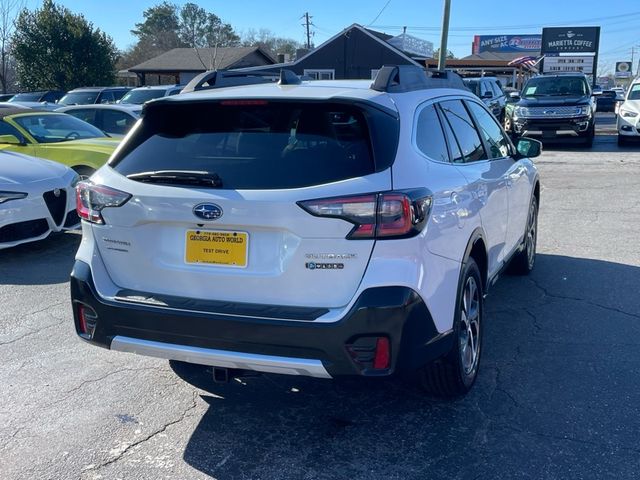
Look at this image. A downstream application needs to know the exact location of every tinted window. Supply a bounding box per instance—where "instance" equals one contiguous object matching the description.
[0,120,24,139]
[465,81,480,96]
[112,102,379,190]
[119,89,165,104]
[440,100,486,163]
[628,84,640,100]
[112,90,128,101]
[65,109,96,125]
[480,81,492,97]
[9,92,44,102]
[523,76,589,97]
[466,101,511,159]
[437,106,463,163]
[490,81,502,97]
[98,92,115,104]
[102,109,136,134]
[59,91,99,105]
[415,104,449,162]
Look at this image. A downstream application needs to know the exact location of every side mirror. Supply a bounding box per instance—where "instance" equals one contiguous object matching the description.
[515,137,542,159]
[0,134,24,145]
[509,91,521,100]
[592,90,602,96]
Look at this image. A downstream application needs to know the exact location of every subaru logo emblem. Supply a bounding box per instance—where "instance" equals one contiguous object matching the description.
[193,203,223,221]
[544,110,556,115]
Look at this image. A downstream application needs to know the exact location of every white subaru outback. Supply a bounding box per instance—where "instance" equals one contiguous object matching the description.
[71,66,541,397]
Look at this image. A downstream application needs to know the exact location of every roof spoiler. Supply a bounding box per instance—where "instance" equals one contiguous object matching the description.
[371,65,469,93]
[182,69,302,93]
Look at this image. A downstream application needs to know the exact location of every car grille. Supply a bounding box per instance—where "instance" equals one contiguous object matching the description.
[0,218,49,243]
[521,106,584,118]
[43,189,67,226]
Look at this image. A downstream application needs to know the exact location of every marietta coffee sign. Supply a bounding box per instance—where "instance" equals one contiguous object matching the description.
[541,27,600,53]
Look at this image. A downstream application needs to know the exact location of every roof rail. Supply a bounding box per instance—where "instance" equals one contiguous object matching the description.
[182,69,302,93]
[371,65,469,93]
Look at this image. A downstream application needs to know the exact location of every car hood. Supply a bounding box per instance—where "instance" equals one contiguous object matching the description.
[0,150,71,185]
[517,95,591,107]
[620,100,640,113]
[39,137,121,154]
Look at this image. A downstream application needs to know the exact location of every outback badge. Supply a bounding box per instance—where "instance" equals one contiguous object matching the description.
[193,203,223,221]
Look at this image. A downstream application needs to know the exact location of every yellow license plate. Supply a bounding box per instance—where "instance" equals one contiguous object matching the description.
[185,230,249,267]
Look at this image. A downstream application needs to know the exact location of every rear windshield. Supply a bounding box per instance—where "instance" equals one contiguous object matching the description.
[10,93,43,102]
[119,89,166,105]
[59,91,99,105]
[111,101,387,190]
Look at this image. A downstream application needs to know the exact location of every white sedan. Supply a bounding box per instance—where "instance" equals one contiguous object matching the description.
[617,82,640,146]
[0,151,79,249]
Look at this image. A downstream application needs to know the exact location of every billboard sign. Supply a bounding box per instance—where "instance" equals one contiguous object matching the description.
[472,35,541,54]
[541,27,600,53]
[615,61,632,78]
[541,27,600,84]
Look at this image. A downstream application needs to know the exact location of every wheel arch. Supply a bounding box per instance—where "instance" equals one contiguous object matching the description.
[462,228,488,292]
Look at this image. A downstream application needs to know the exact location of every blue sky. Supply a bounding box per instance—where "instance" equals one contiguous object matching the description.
[23,0,640,74]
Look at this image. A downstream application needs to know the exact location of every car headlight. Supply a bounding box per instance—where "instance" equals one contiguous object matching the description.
[0,191,28,204]
[514,106,529,118]
[620,109,638,118]
[578,106,591,116]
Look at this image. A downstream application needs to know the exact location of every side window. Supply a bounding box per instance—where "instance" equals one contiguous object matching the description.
[415,104,449,162]
[466,101,511,159]
[112,90,128,101]
[99,92,114,104]
[66,109,96,125]
[102,110,135,134]
[440,100,487,163]
[0,120,25,140]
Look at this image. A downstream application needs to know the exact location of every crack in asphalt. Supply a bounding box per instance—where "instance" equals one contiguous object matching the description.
[0,316,66,347]
[47,366,168,408]
[527,277,640,320]
[81,390,199,475]
[0,426,24,452]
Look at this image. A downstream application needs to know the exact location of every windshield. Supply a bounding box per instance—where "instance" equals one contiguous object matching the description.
[12,113,106,143]
[523,76,589,97]
[119,89,165,104]
[58,91,99,105]
[9,93,43,102]
[628,85,640,100]
[465,82,480,96]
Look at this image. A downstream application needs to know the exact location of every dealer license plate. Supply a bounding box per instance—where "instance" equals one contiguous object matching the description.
[185,230,248,267]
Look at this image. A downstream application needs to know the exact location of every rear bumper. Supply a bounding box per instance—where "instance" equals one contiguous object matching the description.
[70,260,453,378]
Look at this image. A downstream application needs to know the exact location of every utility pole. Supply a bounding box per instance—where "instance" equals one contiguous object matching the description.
[303,12,313,50]
[438,0,451,70]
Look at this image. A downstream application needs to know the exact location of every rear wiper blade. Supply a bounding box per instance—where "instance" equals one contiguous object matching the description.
[127,170,223,188]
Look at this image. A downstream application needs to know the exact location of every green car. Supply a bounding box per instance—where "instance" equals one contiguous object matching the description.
[0,108,121,176]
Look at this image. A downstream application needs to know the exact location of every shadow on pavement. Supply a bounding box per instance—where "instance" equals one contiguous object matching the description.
[0,231,80,285]
[175,253,640,479]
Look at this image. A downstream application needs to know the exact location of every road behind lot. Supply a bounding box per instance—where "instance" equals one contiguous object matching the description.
[1,114,639,480]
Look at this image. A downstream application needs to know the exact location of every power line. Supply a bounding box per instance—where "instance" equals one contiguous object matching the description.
[367,0,392,27]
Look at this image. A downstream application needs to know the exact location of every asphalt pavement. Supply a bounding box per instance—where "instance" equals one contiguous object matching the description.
[1,113,639,480]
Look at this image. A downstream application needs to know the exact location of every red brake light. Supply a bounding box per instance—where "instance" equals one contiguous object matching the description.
[76,182,131,225]
[298,191,431,240]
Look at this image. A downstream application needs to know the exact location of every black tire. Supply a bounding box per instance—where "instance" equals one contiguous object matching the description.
[508,197,538,275]
[582,124,595,148]
[418,258,483,397]
[617,135,628,147]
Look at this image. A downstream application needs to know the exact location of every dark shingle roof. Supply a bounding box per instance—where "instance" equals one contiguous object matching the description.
[128,47,275,73]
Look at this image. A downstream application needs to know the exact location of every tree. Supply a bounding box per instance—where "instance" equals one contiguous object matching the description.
[131,2,182,52]
[179,2,239,48]
[0,0,23,93]
[432,48,456,60]
[12,0,117,91]
[242,28,302,57]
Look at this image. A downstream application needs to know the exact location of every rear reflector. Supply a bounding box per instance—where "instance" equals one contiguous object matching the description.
[78,304,98,338]
[373,337,391,370]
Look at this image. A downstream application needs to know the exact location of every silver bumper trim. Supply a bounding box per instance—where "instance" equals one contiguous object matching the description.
[111,336,332,379]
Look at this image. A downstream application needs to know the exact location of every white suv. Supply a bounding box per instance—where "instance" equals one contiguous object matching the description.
[71,66,541,397]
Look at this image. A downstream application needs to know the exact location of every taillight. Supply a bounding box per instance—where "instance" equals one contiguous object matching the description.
[76,181,131,225]
[298,190,432,240]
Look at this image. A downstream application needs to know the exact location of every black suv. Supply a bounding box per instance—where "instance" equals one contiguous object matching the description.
[504,73,597,147]
[464,77,507,121]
